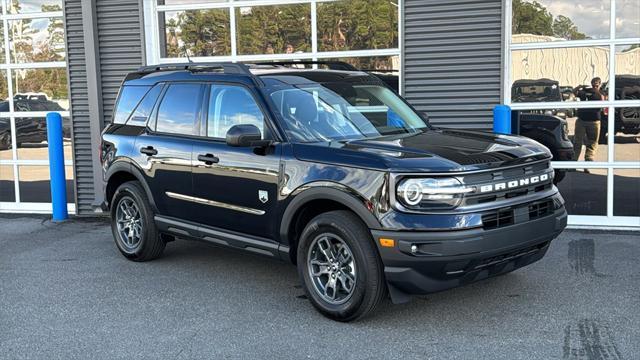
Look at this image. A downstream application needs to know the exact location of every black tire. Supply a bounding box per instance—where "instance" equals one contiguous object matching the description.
[297,210,386,322]
[110,181,165,261]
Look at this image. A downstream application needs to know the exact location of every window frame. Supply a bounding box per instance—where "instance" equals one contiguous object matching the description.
[0,2,72,211]
[504,0,640,228]
[141,0,403,95]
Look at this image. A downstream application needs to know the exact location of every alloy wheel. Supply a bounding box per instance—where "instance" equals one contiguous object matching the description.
[115,196,143,251]
[307,233,357,305]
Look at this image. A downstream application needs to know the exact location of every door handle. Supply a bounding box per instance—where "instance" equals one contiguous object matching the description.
[197,153,219,165]
[140,146,158,156]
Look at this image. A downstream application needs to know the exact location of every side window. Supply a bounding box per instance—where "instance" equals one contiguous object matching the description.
[113,85,150,124]
[207,85,265,139]
[128,84,163,125]
[155,83,203,135]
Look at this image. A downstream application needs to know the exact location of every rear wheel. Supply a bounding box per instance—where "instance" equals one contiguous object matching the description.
[110,181,165,261]
[297,210,386,322]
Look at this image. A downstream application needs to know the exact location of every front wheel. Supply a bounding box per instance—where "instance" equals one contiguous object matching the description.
[110,181,165,261]
[297,210,386,322]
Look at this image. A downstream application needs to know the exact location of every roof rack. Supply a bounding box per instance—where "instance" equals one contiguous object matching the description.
[136,62,252,75]
[251,61,359,71]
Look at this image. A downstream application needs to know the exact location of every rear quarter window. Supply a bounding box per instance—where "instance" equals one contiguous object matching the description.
[112,85,151,124]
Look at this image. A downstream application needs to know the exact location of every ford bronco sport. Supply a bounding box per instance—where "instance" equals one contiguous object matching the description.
[101,62,567,321]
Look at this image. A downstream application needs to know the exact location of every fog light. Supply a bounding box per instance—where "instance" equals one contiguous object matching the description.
[411,245,418,254]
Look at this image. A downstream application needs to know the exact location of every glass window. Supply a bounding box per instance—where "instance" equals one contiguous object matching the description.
[129,84,163,124]
[112,86,151,124]
[270,84,427,143]
[0,118,11,160]
[157,0,227,4]
[323,56,399,73]
[235,4,311,55]
[158,9,231,58]
[615,44,640,78]
[317,0,398,52]
[8,17,65,63]
[613,45,639,162]
[616,0,640,39]
[515,104,612,164]
[0,22,4,64]
[255,59,314,69]
[8,1,62,14]
[155,83,202,135]
[207,85,264,139]
[556,168,608,215]
[12,68,68,111]
[0,70,7,103]
[0,165,15,202]
[15,117,72,161]
[614,169,640,217]
[18,165,74,203]
[511,47,610,101]
[511,0,610,43]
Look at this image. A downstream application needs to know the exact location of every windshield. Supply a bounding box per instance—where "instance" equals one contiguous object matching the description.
[511,83,561,102]
[269,83,428,142]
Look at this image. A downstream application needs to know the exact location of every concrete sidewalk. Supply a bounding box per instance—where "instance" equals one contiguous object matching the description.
[0,215,638,359]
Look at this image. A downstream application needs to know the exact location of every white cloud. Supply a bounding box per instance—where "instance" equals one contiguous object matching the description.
[526,0,611,39]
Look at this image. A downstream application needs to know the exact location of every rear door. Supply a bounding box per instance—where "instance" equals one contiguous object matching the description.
[134,83,205,220]
[190,83,281,239]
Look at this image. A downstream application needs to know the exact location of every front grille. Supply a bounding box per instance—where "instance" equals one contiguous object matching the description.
[529,199,554,220]
[461,160,554,207]
[482,209,515,230]
[482,198,556,230]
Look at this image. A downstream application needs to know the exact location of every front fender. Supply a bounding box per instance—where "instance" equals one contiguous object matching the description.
[279,182,383,246]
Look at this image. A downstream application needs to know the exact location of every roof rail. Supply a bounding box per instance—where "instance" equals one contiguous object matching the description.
[136,62,252,75]
[251,61,359,71]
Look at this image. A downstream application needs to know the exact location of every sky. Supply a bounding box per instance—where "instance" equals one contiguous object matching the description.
[527,0,639,39]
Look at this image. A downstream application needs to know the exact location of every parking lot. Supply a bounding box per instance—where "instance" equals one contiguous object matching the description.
[0,215,638,360]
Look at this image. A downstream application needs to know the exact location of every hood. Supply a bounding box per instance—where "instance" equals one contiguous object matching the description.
[292,129,551,173]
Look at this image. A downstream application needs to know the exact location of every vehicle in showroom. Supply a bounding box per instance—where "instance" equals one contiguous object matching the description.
[100,62,567,321]
[510,79,576,181]
[595,75,640,140]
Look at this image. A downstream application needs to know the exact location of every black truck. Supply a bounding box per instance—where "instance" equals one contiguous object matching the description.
[100,62,567,321]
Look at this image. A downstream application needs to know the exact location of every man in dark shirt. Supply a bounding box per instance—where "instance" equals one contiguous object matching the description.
[573,77,605,163]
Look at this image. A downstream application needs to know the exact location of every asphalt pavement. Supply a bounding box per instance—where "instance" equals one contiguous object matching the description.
[0,215,638,360]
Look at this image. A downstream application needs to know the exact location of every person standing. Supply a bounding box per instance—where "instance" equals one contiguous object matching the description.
[573,77,605,165]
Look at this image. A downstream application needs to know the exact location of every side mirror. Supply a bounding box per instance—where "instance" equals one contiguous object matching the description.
[226,124,271,147]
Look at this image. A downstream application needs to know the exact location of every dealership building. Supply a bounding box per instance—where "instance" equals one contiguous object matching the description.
[0,0,637,228]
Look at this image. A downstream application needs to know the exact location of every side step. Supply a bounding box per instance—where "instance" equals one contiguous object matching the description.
[154,215,290,260]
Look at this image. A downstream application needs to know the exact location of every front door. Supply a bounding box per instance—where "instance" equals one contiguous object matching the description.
[191,83,281,239]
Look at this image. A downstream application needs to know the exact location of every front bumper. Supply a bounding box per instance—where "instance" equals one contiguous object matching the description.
[372,205,567,302]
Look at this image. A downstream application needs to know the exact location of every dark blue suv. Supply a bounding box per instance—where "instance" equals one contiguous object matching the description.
[100,62,567,321]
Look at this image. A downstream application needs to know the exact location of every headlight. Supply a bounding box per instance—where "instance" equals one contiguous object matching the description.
[396,177,473,210]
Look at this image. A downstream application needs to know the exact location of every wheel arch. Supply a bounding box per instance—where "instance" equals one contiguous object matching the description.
[105,162,157,212]
[280,185,381,264]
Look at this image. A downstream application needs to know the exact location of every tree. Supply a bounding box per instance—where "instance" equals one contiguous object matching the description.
[317,0,398,52]
[235,4,312,55]
[512,0,553,36]
[162,9,232,58]
[552,15,587,40]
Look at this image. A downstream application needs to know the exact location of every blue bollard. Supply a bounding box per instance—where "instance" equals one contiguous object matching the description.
[46,112,68,221]
[493,105,512,134]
